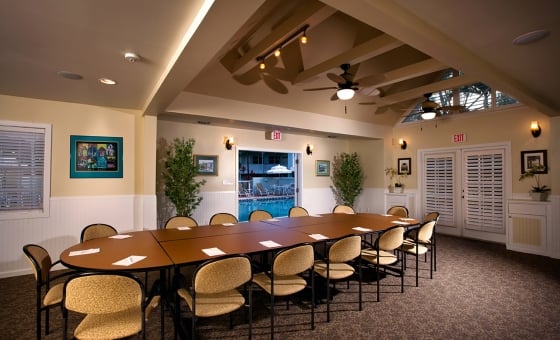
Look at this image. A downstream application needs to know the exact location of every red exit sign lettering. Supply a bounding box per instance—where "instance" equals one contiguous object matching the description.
[453,133,466,143]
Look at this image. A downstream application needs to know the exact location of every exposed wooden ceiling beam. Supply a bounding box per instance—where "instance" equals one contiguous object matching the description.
[358,58,447,89]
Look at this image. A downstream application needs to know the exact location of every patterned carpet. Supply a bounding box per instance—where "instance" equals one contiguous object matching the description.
[2,234,560,339]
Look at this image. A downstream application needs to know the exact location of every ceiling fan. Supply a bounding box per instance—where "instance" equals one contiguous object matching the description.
[412,93,466,120]
[303,63,367,101]
[233,57,290,94]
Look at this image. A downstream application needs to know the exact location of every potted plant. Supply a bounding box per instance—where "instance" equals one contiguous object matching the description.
[331,152,364,208]
[519,165,550,201]
[385,167,408,193]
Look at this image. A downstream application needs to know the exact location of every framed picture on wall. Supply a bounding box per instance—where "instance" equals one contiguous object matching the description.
[70,135,123,178]
[315,160,330,176]
[194,154,218,176]
[398,157,411,175]
[521,150,548,174]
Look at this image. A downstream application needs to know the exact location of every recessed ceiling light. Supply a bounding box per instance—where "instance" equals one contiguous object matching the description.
[124,52,140,62]
[98,78,117,85]
[57,71,83,80]
[513,29,550,45]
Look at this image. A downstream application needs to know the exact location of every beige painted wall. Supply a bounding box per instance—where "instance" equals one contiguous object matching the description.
[391,105,555,194]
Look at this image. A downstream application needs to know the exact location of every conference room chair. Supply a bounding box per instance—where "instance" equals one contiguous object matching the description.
[252,243,315,339]
[423,211,440,270]
[313,235,362,322]
[288,206,309,217]
[401,220,437,287]
[361,226,405,302]
[62,272,159,340]
[164,215,198,229]
[23,244,74,339]
[248,209,273,221]
[175,254,253,340]
[332,204,355,214]
[386,205,409,218]
[80,223,117,242]
[209,212,239,225]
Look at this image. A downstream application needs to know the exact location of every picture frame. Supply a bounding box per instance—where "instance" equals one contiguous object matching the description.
[398,157,411,175]
[70,135,123,178]
[315,160,330,176]
[194,154,218,176]
[521,150,548,174]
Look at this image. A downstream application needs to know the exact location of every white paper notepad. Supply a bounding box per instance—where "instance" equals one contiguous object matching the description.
[69,248,100,256]
[309,234,328,240]
[222,223,235,226]
[391,220,410,225]
[352,227,372,232]
[177,226,192,230]
[202,247,226,256]
[109,234,131,239]
[260,240,281,248]
[112,255,146,266]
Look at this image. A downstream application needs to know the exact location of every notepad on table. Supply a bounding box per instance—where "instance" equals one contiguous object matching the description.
[69,248,100,256]
[309,234,328,240]
[109,234,132,239]
[260,240,282,248]
[202,247,226,256]
[391,220,410,225]
[177,226,192,230]
[112,255,146,266]
[352,227,372,232]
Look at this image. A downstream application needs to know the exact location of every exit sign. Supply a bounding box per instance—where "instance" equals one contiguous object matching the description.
[266,130,282,141]
[453,133,466,143]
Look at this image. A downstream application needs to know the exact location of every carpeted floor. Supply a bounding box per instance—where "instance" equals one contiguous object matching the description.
[2,234,560,339]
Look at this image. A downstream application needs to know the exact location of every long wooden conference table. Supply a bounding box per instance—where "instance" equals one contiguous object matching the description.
[59,213,419,338]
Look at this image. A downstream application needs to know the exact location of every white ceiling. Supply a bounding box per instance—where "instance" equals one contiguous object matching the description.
[1,0,558,129]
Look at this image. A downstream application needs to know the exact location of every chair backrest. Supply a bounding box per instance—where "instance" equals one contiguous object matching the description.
[386,205,409,218]
[417,220,436,243]
[424,211,440,223]
[377,226,405,251]
[329,235,362,263]
[164,216,198,229]
[209,212,238,225]
[332,205,355,214]
[80,223,117,242]
[193,255,252,294]
[63,272,143,315]
[23,244,52,284]
[289,206,309,217]
[272,244,314,276]
[248,209,273,222]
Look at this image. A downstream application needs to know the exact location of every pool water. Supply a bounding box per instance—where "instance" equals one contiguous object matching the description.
[239,197,295,221]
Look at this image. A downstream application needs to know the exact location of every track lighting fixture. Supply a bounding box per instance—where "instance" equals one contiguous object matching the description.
[256,24,309,69]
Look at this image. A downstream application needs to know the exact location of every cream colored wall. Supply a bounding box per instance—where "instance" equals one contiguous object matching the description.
[391,105,554,194]
[0,94,140,196]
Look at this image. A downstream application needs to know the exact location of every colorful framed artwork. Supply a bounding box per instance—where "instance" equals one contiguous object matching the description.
[521,150,548,174]
[398,157,411,175]
[315,160,330,176]
[194,154,218,176]
[70,135,123,178]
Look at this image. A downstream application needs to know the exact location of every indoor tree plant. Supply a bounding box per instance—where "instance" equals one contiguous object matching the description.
[519,165,550,201]
[163,138,206,216]
[331,152,364,208]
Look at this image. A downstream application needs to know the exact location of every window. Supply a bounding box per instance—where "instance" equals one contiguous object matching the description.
[0,121,51,219]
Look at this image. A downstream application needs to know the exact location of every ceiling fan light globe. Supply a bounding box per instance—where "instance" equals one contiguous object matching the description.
[337,88,354,100]
[421,111,436,120]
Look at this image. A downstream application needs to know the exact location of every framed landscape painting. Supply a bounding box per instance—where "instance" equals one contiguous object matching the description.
[70,135,123,178]
[316,160,330,176]
[194,154,218,176]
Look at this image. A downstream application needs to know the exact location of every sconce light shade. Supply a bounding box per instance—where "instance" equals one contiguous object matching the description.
[530,121,542,138]
[336,88,355,100]
[306,144,313,155]
[399,139,407,150]
[224,137,234,150]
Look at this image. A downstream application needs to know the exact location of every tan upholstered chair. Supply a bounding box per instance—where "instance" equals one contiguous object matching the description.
[332,204,355,214]
[248,209,273,222]
[252,243,315,339]
[422,211,440,270]
[164,216,198,229]
[361,226,405,302]
[386,205,409,218]
[80,223,117,242]
[62,272,158,340]
[402,220,437,286]
[176,255,253,340]
[209,212,238,225]
[23,244,73,339]
[314,235,362,322]
[288,206,309,217]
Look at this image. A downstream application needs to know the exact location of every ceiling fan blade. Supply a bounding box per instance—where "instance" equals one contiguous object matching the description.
[267,67,290,81]
[345,63,360,81]
[233,67,261,85]
[358,101,376,105]
[260,73,288,94]
[330,92,339,101]
[355,74,385,87]
[303,86,338,91]
[327,73,346,84]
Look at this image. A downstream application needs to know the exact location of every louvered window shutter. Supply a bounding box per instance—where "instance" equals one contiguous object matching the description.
[423,154,455,226]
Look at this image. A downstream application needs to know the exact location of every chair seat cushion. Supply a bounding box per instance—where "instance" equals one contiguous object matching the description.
[402,239,429,255]
[314,260,355,280]
[361,248,398,265]
[44,282,64,306]
[253,272,307,296]
[74,307,142,339]
[178,288,245,317]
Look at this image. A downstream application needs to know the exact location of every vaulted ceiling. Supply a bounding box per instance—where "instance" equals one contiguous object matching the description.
[1,0,558,128]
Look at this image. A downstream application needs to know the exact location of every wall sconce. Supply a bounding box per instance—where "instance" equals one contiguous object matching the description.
[530,121,542,138]
[306,144,313,155]
[399,139,407,150]
[224,137,234,150]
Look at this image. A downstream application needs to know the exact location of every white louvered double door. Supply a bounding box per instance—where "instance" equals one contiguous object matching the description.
[420,145,508,242]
